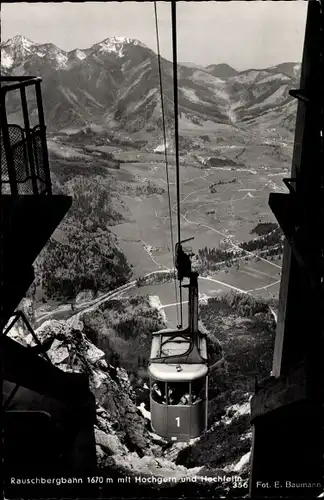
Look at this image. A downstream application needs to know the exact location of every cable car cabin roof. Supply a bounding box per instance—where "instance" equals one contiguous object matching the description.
[150,328,208,359]
[148,328,208,381]
[148,362,208,382]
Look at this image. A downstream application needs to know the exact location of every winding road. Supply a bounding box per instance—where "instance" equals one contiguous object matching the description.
[35,265,280,329]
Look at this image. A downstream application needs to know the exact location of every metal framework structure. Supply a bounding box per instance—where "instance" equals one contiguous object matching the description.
[0,76,52,196]
[249,0,324,496]
[0,76,97,498]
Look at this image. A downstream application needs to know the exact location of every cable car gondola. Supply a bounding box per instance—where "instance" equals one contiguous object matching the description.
[148,244,209,441]
[149,2,208,441]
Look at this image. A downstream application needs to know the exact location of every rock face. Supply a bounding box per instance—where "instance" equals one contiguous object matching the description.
[9,314,152,459]
[5,293,258,494]
[4,309,203,482]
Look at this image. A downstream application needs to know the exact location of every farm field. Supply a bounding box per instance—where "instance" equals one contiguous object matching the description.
[48,136,289,308]
[111,158,287,280]
[209,258,282,297]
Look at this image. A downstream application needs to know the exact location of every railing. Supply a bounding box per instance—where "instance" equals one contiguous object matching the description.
[1,310,52,411]
[0,76,52,196]
[2,310,51,363]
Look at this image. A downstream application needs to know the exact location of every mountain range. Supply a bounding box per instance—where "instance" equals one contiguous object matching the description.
[1,35,300,138]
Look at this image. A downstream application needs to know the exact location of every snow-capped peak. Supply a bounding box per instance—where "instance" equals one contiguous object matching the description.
[1,35,149,70]
[93,36,147,58]
[1,36,70,70]
[103,36,145,46]
[2,35,35,49]
[1,35,36,68]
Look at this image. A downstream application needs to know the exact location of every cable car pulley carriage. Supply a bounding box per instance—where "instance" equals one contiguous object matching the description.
[148,241,209,441]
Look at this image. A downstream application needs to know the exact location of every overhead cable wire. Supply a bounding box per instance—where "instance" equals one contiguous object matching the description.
[154,1,180,326]
[171,0,184,328]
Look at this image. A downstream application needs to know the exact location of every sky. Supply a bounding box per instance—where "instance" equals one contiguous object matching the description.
[1,1,308,71]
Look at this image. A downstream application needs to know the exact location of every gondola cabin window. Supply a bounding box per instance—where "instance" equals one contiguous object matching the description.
[191,377,206,404]
[151,379,206,406]
[167,382,190,405]
[151,379,167,404]
[165,379,206,405]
